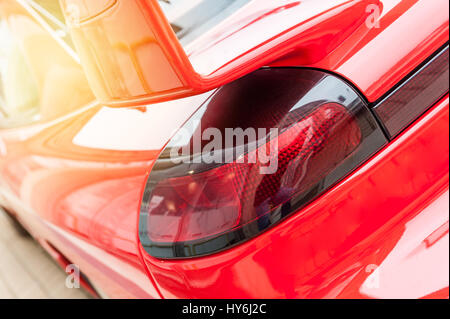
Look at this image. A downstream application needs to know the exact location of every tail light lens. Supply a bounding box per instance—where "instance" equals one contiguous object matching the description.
[373,45,449,138]
[139,68,387,258]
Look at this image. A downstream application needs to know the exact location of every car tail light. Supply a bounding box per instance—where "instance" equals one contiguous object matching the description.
[139,68,387,258]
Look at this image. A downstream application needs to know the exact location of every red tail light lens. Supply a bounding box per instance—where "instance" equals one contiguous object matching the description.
[147,103,361,243]
[140,69,387,258]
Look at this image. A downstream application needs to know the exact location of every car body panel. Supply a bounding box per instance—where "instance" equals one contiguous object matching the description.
[141,96,449,298]
[59,0,449,105]
[279,0,450,102]
[0,0,448,298]
[61,0,381,106]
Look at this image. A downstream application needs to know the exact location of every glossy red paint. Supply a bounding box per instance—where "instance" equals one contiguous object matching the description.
[61,0,380,106]
[0,105,162,298]
[0,92,209,297]
[310,0,449,102]
[0,0,448,299]
[141,96,449,299]
[62,0,449,106]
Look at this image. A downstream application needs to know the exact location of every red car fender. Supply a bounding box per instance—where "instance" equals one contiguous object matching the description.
[140,96,449,298]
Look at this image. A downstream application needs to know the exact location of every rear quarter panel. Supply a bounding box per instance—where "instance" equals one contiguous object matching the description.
[142,96,449,298]
[0,0,448,299]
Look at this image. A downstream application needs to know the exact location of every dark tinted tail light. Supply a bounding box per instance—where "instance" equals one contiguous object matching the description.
[139,68,387,259]
[373,45,449,138]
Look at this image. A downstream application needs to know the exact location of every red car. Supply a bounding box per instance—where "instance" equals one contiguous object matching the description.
[0,0,448,299]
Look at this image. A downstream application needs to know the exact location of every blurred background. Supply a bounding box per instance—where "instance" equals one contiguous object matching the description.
[0,208,89,299]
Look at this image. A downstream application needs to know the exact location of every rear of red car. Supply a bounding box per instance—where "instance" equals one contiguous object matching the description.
[0,0,448,299]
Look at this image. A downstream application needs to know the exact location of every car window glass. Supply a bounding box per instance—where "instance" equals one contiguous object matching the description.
[0,1,94,129]
[26,0,75,49]
[159,0,251,45]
